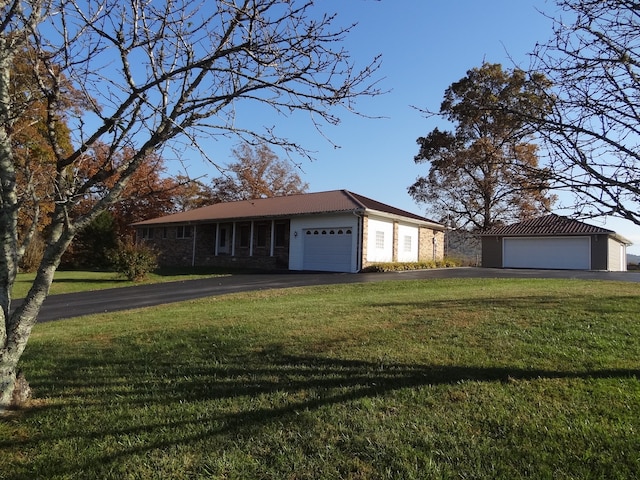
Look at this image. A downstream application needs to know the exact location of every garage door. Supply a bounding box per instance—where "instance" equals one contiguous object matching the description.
[303,228,353,272]
[503,237,591,270]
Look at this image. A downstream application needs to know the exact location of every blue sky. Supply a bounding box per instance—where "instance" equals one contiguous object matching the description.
[177,0,640,254]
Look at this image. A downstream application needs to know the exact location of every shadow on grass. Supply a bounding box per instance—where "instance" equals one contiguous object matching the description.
[373,294,640,316]
[4,286,640,478]
[4,346,639,478]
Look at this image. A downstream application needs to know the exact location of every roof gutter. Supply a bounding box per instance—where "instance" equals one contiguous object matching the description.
[365,208,445,230]
[612,232,633,246]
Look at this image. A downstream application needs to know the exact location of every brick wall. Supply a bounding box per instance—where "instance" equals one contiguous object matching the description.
[418,227,445,261]
[392,221,399,261]
[358,217,370,268]
[138,221,289,270]
[141,226,194,266]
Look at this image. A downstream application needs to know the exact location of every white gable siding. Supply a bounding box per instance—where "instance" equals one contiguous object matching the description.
[366,217,394,263]
[396,223,419,262]
[608,237,627,271]
[289,214,360,272]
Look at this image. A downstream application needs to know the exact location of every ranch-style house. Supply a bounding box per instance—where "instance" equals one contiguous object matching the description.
[133,189,446,273]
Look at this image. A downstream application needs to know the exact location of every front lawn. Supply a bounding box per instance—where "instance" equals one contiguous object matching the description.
[12,267,229,299]
[2,278,639,479]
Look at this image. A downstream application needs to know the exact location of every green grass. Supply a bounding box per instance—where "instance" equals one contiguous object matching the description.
[12,267,228,299]
[2,278,640,479]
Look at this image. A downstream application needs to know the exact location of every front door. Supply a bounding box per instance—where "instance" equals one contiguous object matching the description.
[218,225,232,255]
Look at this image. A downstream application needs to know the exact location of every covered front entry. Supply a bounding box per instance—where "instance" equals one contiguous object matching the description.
[503,237,591,270]
[302,227,353,272]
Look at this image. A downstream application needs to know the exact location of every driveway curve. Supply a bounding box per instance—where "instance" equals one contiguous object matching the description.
[27,267,640,323]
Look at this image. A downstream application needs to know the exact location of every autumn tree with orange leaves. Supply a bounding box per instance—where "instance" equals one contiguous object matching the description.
[10,47,85,269]
[74,144,179,236]
[63,144,181,268]
[211,143,308,202]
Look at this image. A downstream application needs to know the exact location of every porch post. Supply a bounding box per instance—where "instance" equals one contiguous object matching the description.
[249,221,255,257]
[215,223,220,256]
[191,224,197,267]
[270,220,275,256]
[231,222,236,256]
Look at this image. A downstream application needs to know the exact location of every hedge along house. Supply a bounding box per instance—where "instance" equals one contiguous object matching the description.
[481,214,632,271]
[132,190,446,273]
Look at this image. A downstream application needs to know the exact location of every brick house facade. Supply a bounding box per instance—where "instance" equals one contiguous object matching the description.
[134,190,445,273]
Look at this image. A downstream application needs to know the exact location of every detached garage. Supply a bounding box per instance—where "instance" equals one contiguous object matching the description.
[481,214,632,271]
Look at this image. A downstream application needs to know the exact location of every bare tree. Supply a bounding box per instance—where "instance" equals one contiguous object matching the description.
[529,0,640,225]
[0,0,381,411]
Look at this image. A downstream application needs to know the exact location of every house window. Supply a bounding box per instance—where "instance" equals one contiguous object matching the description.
[219,228,227,247]
[239,225,251,247]
[256,224,269,247]
[177,225,193,239]
[404,235,412,252]
[140,227,153,239]
[375,231,385,249]
[274,223,286,247]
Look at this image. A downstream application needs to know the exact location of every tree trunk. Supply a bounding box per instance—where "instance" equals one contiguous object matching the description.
[0,359,31,412]
[0,229,70,413]
[0,305,37,413]
[0,25,21,415]
[0,362,18,410]
[1,291,52,413]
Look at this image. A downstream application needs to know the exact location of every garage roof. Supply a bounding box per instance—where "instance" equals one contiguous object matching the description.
[482,214,632,244]
[132,189,443,228]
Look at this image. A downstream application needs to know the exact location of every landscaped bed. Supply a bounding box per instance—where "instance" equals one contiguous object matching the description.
[2,278,639,479]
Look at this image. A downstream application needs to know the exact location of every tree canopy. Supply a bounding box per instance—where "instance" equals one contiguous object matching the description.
[10,46,84,257]
[0,0,380,411]
[211,143,308,202]
[527,0,640,226]
[409,63,555,231]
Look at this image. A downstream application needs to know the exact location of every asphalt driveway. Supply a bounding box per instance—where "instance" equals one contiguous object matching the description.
[25,267,640,323]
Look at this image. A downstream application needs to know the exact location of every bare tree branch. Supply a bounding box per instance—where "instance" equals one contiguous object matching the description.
[528,0,640,225]
[0,0,382,411]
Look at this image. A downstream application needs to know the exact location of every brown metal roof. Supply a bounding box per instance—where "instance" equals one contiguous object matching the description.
[132,189,442,227]
[482,214,622,237]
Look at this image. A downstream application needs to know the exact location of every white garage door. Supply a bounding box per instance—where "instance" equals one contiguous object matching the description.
[503,237,591,270]
[303,228,353,272]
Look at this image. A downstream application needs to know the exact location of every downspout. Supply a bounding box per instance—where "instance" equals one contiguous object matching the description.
[352,209,364,272]
[191,224,197,267]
